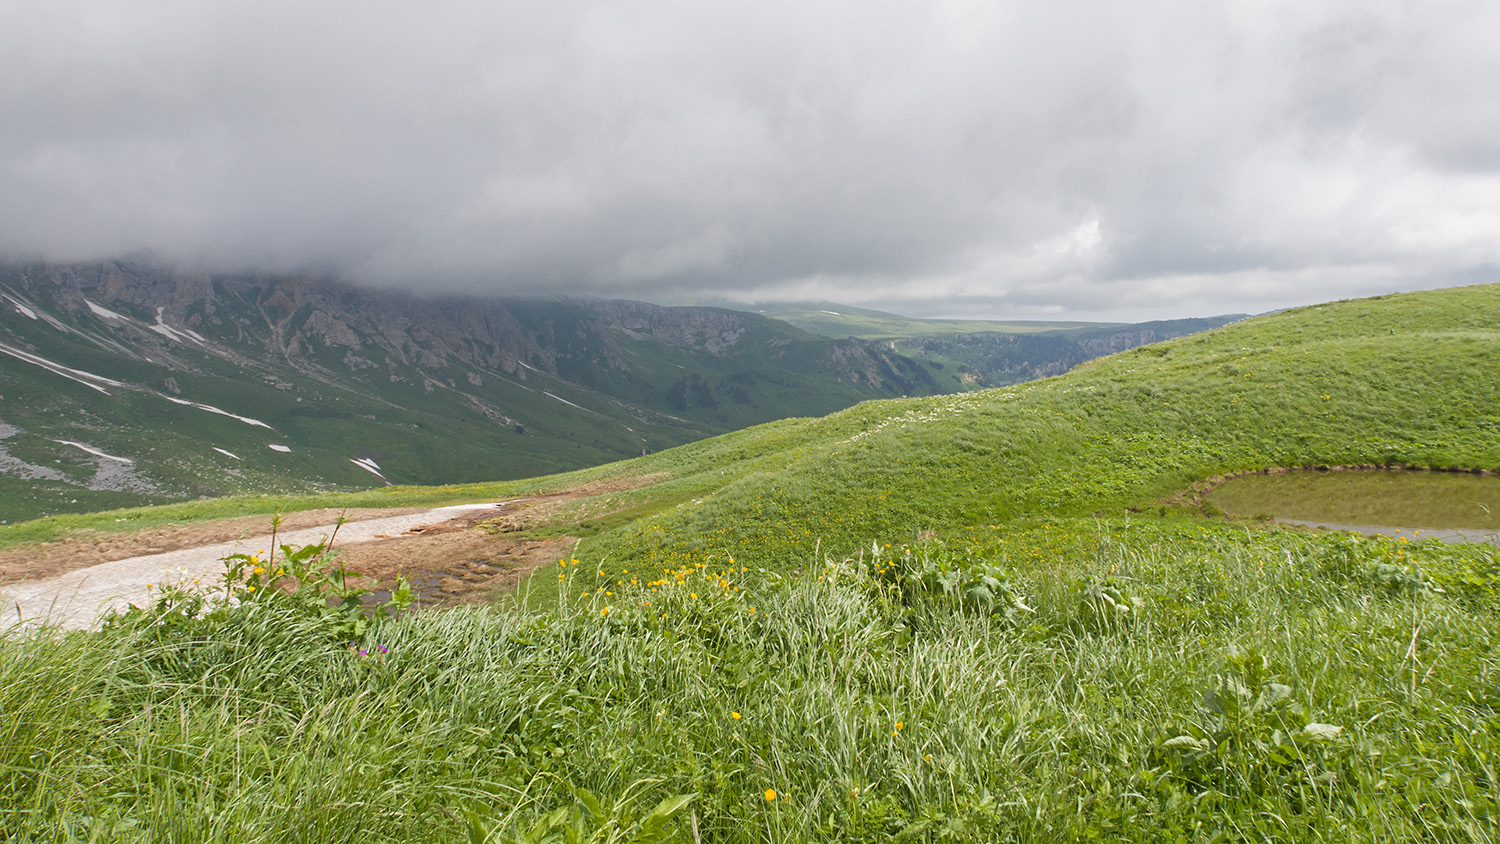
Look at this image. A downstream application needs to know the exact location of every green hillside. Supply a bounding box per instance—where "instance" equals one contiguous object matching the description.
[3,285,1498,842]
[748,301,1105,339]
[0,265,972,521]
[544,285,1500,578]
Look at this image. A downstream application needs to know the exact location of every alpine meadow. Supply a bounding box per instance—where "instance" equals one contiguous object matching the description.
[2,285,1498,842]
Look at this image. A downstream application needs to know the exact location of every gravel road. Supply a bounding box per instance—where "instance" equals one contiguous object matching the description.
[1,503,503,632]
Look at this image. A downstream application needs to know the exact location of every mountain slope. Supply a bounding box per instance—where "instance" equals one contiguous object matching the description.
[751,300,1246,387]
[747,300,1109,338]
[0,261,1237,522]
[0,261,955,520]
[4,285,1497,844]
[514,284,1500,577]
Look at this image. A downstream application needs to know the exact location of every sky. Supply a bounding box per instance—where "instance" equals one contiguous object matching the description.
[2,1,1498,322]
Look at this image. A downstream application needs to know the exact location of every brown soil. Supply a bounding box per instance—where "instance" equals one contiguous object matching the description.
[337,515,576,608]
[0,507,427,582]
[0,473,666,608]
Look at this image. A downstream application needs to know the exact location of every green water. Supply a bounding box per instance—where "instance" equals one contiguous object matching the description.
[1208,470,1500,532]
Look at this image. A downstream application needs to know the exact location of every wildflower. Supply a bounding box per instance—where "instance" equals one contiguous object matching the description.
[253,566,264,574]
[731,711,741,720]
[893,721,904,735]
[601,608,610,616]
[764,789,776,802]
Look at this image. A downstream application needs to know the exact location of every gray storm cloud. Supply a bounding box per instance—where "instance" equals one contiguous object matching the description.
[2,0,1497,319]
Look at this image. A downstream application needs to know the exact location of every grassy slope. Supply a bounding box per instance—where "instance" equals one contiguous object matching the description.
[553,285,1500,582]
[6,285,1496,558]
[3,285,1498,842]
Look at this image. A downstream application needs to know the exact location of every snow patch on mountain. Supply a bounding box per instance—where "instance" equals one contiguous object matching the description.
[4,295,37,319]
[162,395,273,429]
[84,299,129,322]
[148,307,209,345]
[0,341,128,395]
[0,421,69,482]
[350,457,388,481]
[543,391,590,412]
[54,440,133,463]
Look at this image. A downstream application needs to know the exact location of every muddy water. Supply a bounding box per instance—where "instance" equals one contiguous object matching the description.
[1207,469,1500,545]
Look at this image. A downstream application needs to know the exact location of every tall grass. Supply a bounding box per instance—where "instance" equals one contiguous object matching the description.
[4,518,1496,841]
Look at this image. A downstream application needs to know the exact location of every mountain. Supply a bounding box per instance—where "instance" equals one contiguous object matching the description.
[5,283,1497,843]
[1,260,1234,521]
[745,300,1112,338]
[753,301,1247,387]
[0,261,947,519]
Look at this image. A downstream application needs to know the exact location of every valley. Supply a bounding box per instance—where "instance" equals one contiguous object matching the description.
[0,260,1238,522]
[2,283,1497,842]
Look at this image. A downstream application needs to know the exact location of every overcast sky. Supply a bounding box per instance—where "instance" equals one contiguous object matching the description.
[2,1,1497,321]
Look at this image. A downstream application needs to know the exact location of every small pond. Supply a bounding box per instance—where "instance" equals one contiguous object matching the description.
[1206,469,1500,545]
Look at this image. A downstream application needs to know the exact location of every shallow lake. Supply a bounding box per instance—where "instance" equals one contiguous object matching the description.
[1207,469,1500,545]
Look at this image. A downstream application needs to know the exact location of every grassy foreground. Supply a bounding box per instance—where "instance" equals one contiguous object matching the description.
[3,284,1500,841]
[2,519,1497,841]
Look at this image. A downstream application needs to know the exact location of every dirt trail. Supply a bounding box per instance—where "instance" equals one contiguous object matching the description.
[0,506,432,582]
[1,504,523,631]
[1,475,665,632]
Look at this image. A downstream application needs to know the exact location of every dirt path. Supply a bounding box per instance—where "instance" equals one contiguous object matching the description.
[1,475,663,633]
[0,506,433,582]
[1,503,520,631]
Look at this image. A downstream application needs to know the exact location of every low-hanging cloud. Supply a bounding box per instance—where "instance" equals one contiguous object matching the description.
[2,0,1497,320]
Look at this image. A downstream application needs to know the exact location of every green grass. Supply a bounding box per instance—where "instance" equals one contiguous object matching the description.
[4,283,1500,841]
[549,285,1500,588]
[3,518,1496,841]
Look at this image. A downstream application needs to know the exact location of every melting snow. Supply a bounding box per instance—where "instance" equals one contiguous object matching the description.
[213,447,241,460]
[0,342,127,395]
[4,295,37,320]
[268,444,292,452]
[148,307,209,344]
[163,396,273,429]
[54,440,133,463]
[85,299,129,321]
[350,457,388,481]
[543,391,589,411]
